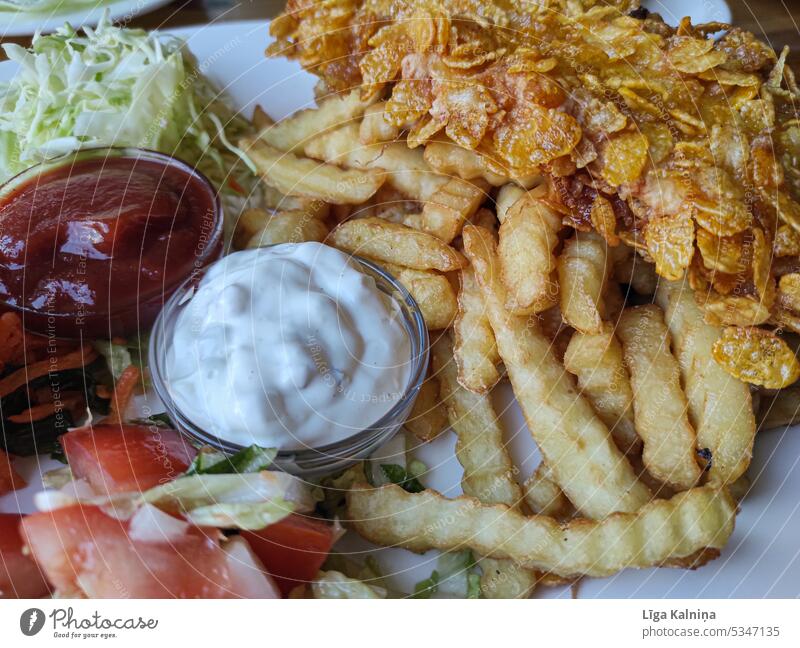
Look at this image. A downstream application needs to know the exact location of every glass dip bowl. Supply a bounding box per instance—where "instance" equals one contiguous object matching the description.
[148,248,429,476]
[0,147,223,339]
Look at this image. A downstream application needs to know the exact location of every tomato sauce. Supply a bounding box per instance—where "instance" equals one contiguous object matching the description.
[0,153,221,338]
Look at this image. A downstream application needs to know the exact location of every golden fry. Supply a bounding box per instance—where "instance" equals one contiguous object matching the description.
[379,262,458,330]
[404,374,448,442]
[617,305,702,491]
[433,334,522,506]
[433,333,536,599]
[523,462,573,518]
[656,281,756,486]
[347,484,736,578]
[498,189,561,314]
[252,105,274,131]
[463,224,650,518]
[244,210,329,248]
[258,89,374,153]
[453,266,501,393]
[563,323,641,455]
[423,139,508,186]
[360,102,401,144]
[420,177,489,243]
[558,231,610,334]
[242,138,384,204]
[331,217,467,271]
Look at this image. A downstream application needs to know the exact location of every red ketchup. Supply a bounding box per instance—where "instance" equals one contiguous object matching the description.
[0,151,221,338]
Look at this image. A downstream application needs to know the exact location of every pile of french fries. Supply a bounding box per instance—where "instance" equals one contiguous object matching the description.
[236,91,800,598]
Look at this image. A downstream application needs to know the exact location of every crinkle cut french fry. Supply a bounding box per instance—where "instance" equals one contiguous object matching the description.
[370,144,448,201]
[252,105,275,132]
[346,484,736,578]
[758,386,800,430]
[304,125,447,201]
[420,177,489,243]
[617,305,702,491]
[523,462,573,518]
[331,217,467,272]
[261,185,330,218]
[304,123,384,167]
[563,323,641,455]
[241,138,385,204]
[656,280,755,485]
[258,89,375,153]
[462,224,651,518]
[245,210,329,249]
[495,184,525,224]
[404,373,448,442]
[378,262,457,331]
[432,334,522,507]
[558,231,610,334]
[360,102,401,144]
[233,208,270,250]
[423,140,508,186]
[432,333,536,598]
[454,266,501,394]
[498,188,561,314]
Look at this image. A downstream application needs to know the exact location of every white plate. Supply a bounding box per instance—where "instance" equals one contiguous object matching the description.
[642,0,732,26]
[0,0,173,37]
[1,19,799,599]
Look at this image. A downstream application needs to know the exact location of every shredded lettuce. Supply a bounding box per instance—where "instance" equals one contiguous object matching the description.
[412,551,482,599]
[185,500,293,530]
[143,471,315,515]
[380,464,425,493]
[0,0,105,12]
[35,469,315,532]
[412,570,439,599]
[185,445,277,476]
[92,340,133,382]
[0,12,257,209]
[311,571,387,599]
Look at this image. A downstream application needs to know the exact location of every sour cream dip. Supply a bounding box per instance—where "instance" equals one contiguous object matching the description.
[162,242,412,450]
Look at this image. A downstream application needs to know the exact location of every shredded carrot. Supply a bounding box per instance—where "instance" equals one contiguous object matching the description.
[0,312,25,365]
[95,384,113,399]
[7,392,85,424]
[0,448,26,494]
[7,403,58,424]
[106,364,141,424]
[0,347,97,399]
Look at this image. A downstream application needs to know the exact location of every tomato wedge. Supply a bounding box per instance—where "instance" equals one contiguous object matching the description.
[243,514,335,595]
[0,449,25,495]
[22,504,277,598]
[0,513,50,598]
[61,424,197,494]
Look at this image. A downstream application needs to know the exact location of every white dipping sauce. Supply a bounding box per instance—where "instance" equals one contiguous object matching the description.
[164,243,411,450]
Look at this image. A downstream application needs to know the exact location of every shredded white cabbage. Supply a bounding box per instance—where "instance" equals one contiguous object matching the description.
[0,11,257,207]
[311,571,387,599]
[0,0,105,12]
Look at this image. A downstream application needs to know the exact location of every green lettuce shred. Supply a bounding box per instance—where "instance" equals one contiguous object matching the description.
[311,571,387,599]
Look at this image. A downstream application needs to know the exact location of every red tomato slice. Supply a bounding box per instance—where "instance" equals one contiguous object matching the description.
[242,514,335,595]
[0,513,50,599]
[21,505,273,598]
[61,424,197,494]
[0,449,26,495]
